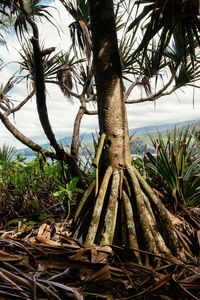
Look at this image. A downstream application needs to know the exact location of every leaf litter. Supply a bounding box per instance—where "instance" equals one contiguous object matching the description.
[0,218,200,300]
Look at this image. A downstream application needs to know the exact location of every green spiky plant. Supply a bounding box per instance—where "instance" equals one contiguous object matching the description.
[128,0,200,66]
[145,127,200,209]
[0,144,17,162]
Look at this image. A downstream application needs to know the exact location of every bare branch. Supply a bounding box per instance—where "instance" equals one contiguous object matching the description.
[126,68,178,104]
[62,83,80,99]
[41,47,56,57]
[84,108,97,115]
[0,111,58,159]
[0,103,8,112]
[187,84,200,89]
[28,22,88,186]
[71,106,84,158]
[45,80,81,99]
[26,15,39,39]
[85,93,97,102]
[124,80,139,102]
[126,86,178,104]
[30,28,63,158]
[5,88,36,117]
[0,110,88,187]
[45,80,58,84]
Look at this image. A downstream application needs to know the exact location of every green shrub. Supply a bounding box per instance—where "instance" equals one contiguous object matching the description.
[145,127,200,209]
[0,153,67,222]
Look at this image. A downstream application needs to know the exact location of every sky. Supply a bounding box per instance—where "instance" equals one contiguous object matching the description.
[1,0,200,149]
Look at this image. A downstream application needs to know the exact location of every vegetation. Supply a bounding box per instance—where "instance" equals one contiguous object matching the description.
[145,127,200,209]
[0,0,200,271]
[0,144,17,162]
[1,1,200,298]
[0,153,70,225]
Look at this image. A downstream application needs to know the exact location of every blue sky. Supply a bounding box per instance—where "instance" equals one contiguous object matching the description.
[1,0,200,149]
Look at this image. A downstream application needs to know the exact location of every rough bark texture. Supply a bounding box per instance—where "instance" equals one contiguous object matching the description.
[89,0,131,170]
[71,107,84,158]
[27,17,88,188]
[72,0,194,264]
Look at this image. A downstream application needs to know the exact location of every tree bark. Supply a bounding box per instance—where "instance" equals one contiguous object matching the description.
[89,0,131,170]
[72,0,193,264]
[71,106,84,158]
[27,16,87,188]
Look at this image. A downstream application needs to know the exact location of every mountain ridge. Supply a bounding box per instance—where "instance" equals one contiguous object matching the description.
[17,118,200,156]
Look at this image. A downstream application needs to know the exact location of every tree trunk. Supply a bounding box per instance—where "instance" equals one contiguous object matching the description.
[73,0,192,265]
[88,0,131,171]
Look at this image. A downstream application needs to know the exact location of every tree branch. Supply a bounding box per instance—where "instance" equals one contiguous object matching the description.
[124,80,139,102]
[0,111,58,159]
[126,67,178,104]
[5,88,36,117]
[71,106,84,158]
[84,108,97,115]
[62,83,80,99]
[27,19,88,186]
[187,84,200,89]
[85,93,97,102]
[45,80,82,99]
[0,103,8,112]
[30,24,63,158]
[41,47,56,57]
[26,15,39,39]
[126,86,177,104]
[0,111,88,187]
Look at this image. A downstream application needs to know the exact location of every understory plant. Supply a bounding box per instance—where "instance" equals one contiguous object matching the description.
[53,177,84,221]
[145,127,200,209]
[0,144,17,162]
[0,153,67,223]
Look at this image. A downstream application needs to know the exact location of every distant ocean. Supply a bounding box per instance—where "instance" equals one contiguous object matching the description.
[24,156,37,163]
[23,153,141,164]
[25,156,59,163]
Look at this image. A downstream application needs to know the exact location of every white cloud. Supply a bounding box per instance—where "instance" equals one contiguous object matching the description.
[0,0,200,150]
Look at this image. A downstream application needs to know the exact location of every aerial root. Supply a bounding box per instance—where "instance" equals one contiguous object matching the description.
[92,133,106,196]
[74,179,96,223]
[100,170,120,246]
[122,190,141,264]
[73,163,193,264]
[126,166,173,265]
[85,166,113,245]
[131,165,186,260]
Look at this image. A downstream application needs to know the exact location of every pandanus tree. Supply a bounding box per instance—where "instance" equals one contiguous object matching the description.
[1,0,200,263]
[72,0,198,264]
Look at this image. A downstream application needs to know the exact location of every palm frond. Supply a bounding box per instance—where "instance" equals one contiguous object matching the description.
[175,58,200,88]
[0,73,19,111]
[18,41,81,86]
[1,0,56,39]
[60,0,92,63]
[128,0,200,66]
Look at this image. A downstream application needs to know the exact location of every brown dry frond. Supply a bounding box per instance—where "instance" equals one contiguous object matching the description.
[0,234,200,299]
[57,64,73,99]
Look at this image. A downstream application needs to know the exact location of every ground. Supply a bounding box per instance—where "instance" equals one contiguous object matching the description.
[0,212,200,299]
